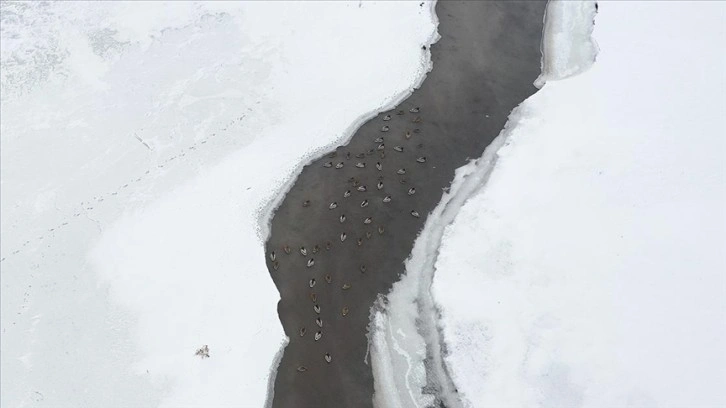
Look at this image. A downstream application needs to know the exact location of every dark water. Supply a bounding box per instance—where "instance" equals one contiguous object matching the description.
[265,2,546,407]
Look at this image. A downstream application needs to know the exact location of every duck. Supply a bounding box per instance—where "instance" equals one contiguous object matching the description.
[323,162,333,168]
[413,128,421,133]
[335,162,344,169]
[405,130,412,139]
[325,274,332,284]
[344,190,351,198]
[352,179,361,187]
[346,152,351,159]
[409,107,420,113]
[299,327,306,337]
[312,244,320,254]
[366,231,372,239]
[360,265,367,273]
[315,331,322,341]
[314,304,321,314]
[378,226,385,235]
[383,114,391,121]
[363,217,372,225]
[416,156,427,163]
[360,199,369,208]
[383,196,392,203]
[376,162,383,171]
[394,146,403,152]
[412,116,422,123]
[411,210,420,218]
[381,125,389,132]
[310,293,317,302]
[399,178,408,184]
[316,317,323,328]
[326,241,332,250]
[329,202,338,210]
[408,187,416,195]
[302,200,311,207]
[377,143,385,151]
[307,258,315,267]
[309,278,316,288]
[397,110,405,115]
[397,168,406,175]
[356,162,366,168]
[324,353,332,363]
[273,261,279,270]
[340,232,347,242]
[300,247,307,256]
[357,238,363,246]
[377,181,384,190]
[297,366,308,372]
[283,245,291,254]
[375,137,384,143]
[340,214,346,223]
[356,153,365,158]
[357,185,367,192]
[269,251,276,262]
[341,307,349,317]
[342,283,351,290]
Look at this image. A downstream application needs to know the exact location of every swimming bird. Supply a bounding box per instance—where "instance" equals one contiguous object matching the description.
[410,107,420,113]
[323,162,333,168]
[315,331,322,341]
[297,366,308,372]
[375,137,384,143]
[381,125,389,132]
[363,217,372,225]
[377,143,385,151]
[360,265,367,273]
[329,202,338,210]
[357,238,363,246]
[316,317,323,328]
[408,187,416,195]
[346,152,351,159]
[341,307,349,317]
[302,200,311,207]
[383,114,391,121]
[397,168,406,175]
[394,146,403,152]
[299,327,306,337]
[273,261,279,270]
[269,251,276,262]
[353,179,361,187]
[360,199,369,208]
[307,258,315,267]
[314,304,321,314]
[397,110,405,115]
[342,283,351,290]
[310,293,317,302]
[335,162,344,169]
[378,226,385,235]
[326,241,332,251]
[283,245,291,254]
[411,210,420,218]
[376,162,382,171]
[356,162,365,169]
[412,116,422,123]
[413,128,421,133]
[300,247,307,256]
[356,153,365,158]
[328,152,337,158]
[377,181,384,190]
[340,214,346,223]
[325,353,332,363]
[344,190,351,198]
[312,244,320,254]
[400,178,408,184]
[340,232,347,242]
[357,185,367,192]
[383,196,392,203]
[380,151,386,159]
[366,231,372,239]
[325,274,332,284]
[417,156,427,163]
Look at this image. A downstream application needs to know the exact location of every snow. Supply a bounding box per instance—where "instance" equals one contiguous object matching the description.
[1,2,437,407]
[431,1,726,407]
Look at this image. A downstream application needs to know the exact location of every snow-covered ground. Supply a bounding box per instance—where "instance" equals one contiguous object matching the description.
[1,2,436,407]
[430,1,726,407]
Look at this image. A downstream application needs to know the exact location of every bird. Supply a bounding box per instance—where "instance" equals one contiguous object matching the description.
[357,238,363,246]
[366,231,372,239]
[411,210,420,218]
[314,304,321,314]
[376,162,383,171]
[356,162,366,168]
[273,261,279,270]
[283,245,291,255]
[300,247,307,256]
[302,200,311,207]
[378,226,385,235]
[325,274,332,284]
[310,293,317,302]
[399,178,408,184]
[383,196,392,203]
[341,307,349,317]
[405,130,412,139]
[269,251,276,262]
[316,317,323,328]
[342,283,351,290]
[324,353,332,363]
[397,110,405,115]
[315,331,322,341]
[412,116,422,123]
[335,162,344,169]
[357,185,367,192]
[323,162,333,168]
[356,153,365,158]
[410,107,420,113]
[377,181,384,190]
[345,152,351,159]
[397,168,406,175]
[325,241,332,250]
[299,327,306,337]
[344,190,351,198]
[340,214,346,223]
[363,217,372,225]
[377,143,385,151]
[383,114,391,121]
[329,202,338,210]
[360,265,367,273]
[309,278,316,288]
[379,151,386,159]
[375,137,384,143]
[394,146,403,152]
[408,187,416,195]
[312,244,320,254]
[297,366,308,372]
[328,152,337,158]
[307,258,315,267]
[413,128,421,133]
[340,232,347,242]
[381,125,389,132]
[417,156,427,163]
[361,199,369,208]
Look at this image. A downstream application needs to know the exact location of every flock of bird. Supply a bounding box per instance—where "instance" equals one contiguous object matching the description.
[269,106,428,374]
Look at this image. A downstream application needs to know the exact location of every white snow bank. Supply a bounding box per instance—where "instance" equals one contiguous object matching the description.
[1,2,437,407]
[535,0,598,87]
[433,1,726,407]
